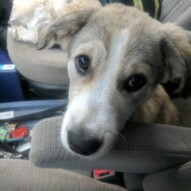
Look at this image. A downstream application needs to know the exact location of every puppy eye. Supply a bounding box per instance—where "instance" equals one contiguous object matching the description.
[123,74,147,92]
[75,55,90,74]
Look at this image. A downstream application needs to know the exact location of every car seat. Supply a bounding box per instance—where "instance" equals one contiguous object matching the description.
[1,116,191,191]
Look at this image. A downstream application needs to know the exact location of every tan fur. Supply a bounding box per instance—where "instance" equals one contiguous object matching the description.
[161,23,191,59]
[131,85,180,125]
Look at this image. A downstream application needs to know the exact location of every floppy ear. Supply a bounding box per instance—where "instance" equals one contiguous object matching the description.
[160,23,191,98]
[37,1,101,50]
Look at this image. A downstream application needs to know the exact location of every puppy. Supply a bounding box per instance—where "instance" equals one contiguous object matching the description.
[14,1,191,158]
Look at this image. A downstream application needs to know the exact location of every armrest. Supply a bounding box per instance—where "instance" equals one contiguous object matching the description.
[30,116,191,174]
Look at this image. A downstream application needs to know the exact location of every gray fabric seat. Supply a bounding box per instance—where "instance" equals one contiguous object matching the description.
[29,117,191,191]
[7,35,69,85]
[159,0,191,22]
[1,116,191,191]
[0,159,126,191]
[30,117,191,172]
[7,34,70,98]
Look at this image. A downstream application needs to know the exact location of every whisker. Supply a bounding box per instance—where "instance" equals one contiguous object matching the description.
[104,130,127,145]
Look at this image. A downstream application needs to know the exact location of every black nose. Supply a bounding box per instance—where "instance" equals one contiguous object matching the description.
[67,129,102,156]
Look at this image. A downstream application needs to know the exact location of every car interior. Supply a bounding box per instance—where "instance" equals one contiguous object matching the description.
[1,0,191,190]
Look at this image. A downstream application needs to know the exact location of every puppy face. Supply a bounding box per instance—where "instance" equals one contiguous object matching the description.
[62,15,163,158]
[38,3,191,158]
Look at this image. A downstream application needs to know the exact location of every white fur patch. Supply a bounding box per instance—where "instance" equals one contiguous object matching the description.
[61,93,90,152]
[109,28,130,69]
[61,28,131,158]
